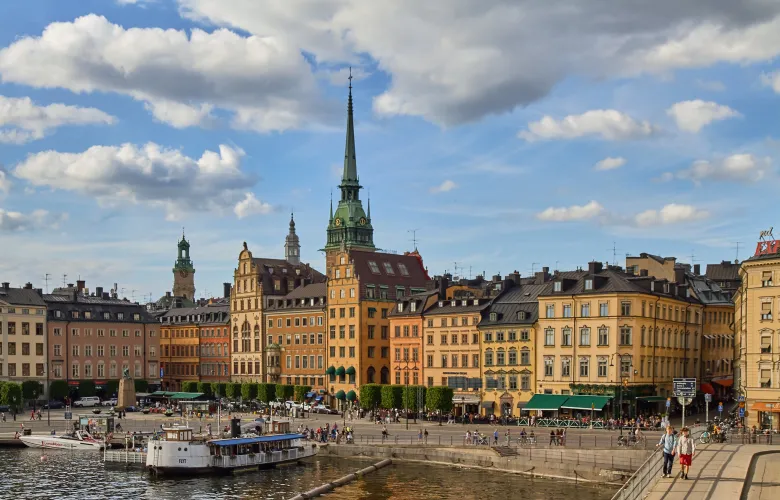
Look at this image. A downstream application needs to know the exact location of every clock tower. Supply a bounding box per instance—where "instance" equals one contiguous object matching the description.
[323,71,375,267]
[172,230,196,300]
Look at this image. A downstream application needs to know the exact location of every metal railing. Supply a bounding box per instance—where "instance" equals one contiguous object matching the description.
[352,433,651,450]
[104,450,147,464]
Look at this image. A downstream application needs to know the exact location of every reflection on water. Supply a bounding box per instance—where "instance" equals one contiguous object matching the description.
[0,448,616,499]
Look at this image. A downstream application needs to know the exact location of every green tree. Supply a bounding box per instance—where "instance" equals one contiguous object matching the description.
[256,383,276,404]
[241,382,257,401]
[226,382,241,400]
[0,382,5,404]
[1,383,23,411]
[105,380,119,398]
[134,380,149,393]
[21,381,43,402]
[359,384,382,410]
[79,380,96,397]
[48,380,69,401]
[277,384,294,400]
[211,382,227,399]
[381,385,403,409]
[197,382,213,398]
[293,385,312,402]
[181,381,198,392]
[402,385,426,412]
[425,386,454,425]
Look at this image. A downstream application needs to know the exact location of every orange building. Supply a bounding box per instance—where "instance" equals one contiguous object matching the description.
[388,291,436,387]
[160,307,201,391]
[264,283,327,390]
[197,300,231,383]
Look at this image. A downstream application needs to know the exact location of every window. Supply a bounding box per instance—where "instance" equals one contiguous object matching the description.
[761,300,773,320]
[584,279,593,291]
[598,327,609,346]
[496,350,505,366]
[544,357,553,377]
[621,301,631,316]
[383,262,395,275]
[441,355,448,368]
[619,326,633,346]
[496,331,504,342]
[620,357,631,376]
[581,303,590,317]
[561,327,572,346]
[520,330,530,341]
[521,375,530,391]
[599,303,608,316]
[579,357,589,377]
[762,271,773,287]
[598,358,608,377]
[473,354,480,368]
[544,328,554,346]
[398,263,409,276]
[554,281,562,292]
[561,357,571,377]
[484,350,493,366]
[546,304,554,318]
[760,369,771,388]
[520,349,530,365]
[761,336,772,353]
[580,327,591,346]
[563,304,572,318]
[349,325,355,339]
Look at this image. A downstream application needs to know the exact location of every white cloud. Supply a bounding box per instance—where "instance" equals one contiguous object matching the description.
[536,201,604,222]
[594,157,626,171]
[519,110,656,142]
[666,100,740,132]
[633,204,709,227]
[116,0,154,5]
[666,153,771,184]
[0,15,326,133]
[429,180,457,194]
[177,0,780,125]
[13,142,269,220]
[0,209,67,231]
[695,79,726,92]
[234,193,273,219]
[0,95,116,144]
[0,168,10,195]
[761,71,780,93]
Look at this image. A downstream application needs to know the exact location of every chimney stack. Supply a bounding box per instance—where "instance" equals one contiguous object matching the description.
[438,276,449,300]
[694,264,701,275]
[674,267,686,285]
[24,282,33,289]
[223,282,232,298]
[95,287,103,297]
[2,282,10,291]
[588,261,603,275]
[76,280,85,292]
[102,292,110,300]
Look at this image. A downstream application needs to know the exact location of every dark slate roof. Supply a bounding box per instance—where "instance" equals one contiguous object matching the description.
[705,261,741,281]
[687,274,732,305]
[479,283,548,327]
[160,303,229,325]
[265,283,328,312]
[389,290,438,317]
[423,297,493,316]
[284,282,327,299]
[0,287,46,307]
[252,258,326,296]
[44,292,155,323]
[349,250,430,301]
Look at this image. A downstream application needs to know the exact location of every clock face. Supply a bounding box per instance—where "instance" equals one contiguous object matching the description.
[359,217,367,225]
[179,270,188,278]
[334,218,342,226]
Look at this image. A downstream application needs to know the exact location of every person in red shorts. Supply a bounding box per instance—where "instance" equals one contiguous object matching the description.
[675,427,696,479]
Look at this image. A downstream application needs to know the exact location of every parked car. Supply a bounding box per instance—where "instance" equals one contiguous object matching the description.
[313,404,339,415]
[102,398,118,407]
[73,397,100,408]
[43,401,65,409]
[0,404,10,412]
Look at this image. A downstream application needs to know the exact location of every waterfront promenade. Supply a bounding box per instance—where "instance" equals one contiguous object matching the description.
[644,444,780,500]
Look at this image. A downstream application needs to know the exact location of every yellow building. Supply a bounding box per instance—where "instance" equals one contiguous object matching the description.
[536,262,703,417]
[479,281,548,417]
[734,236,780,430]
[160,307,201,391]
[0,283,47,390]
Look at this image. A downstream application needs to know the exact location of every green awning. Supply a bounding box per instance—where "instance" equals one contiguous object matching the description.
[170,392,204,400]
[150,391,177,397]
[335,390,346,400]
[561,395,611,411]
[345,366,356,375]
[336,366,346,376]
[325,366,336,375]
[522,394,570,411]
[636,396,667,402]
[346,390,357,401]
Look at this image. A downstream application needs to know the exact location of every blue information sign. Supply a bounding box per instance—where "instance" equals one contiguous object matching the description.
[739,408,745,418]
[718,403,723,413]
[673,378,697,397]
[666,399,671,408]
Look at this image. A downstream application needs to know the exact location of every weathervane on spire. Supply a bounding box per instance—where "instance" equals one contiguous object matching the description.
[348,66,353,91]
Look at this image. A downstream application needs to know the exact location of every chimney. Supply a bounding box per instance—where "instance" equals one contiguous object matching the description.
[24,282,33,289]
[67,283,74,288]
[694,264,701,275]
[588,261,603,275]
[95,287,103,297]
[1,282,9,291]
[166,291,171,298]
[223,282,232,298]
[76,280,85,292]
[438,276,449,300]
[35,289,42,295]
[102,292,110,300]
[640,269,649,277]
[674,267,685,285]
[492,274,502,283]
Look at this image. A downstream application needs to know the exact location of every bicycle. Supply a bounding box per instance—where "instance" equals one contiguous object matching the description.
[699,431,711,444]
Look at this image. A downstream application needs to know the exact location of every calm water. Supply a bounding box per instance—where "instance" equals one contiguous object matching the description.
[0,448,617,499]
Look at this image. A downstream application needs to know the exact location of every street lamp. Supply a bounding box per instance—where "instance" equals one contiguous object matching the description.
[395,357,419,430]
[610,353,633,429]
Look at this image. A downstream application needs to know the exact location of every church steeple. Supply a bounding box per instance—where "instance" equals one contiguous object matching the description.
[323,70,375,255]
[285,212,301,265]
[172,229,195,301]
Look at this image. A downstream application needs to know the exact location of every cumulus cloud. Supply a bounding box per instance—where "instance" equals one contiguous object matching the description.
[234,193,273,219]
[519,110,656,142]
[536,201,604,222]
[761,71,780,93]
[0,15,327,133]
[0,209,67,231]
[178,0,780,125]
[429,179,457,194]
[665,153,771,184]
[695,79,726,92]
[666,100,740,132]
[633,204,709,227]
[13,142,270,220]
[0,95,116,144]
[594,157,626,171]
[0,168,11,195]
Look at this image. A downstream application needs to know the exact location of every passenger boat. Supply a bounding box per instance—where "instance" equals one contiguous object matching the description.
[20,430,105,450]
[146,420,317,476]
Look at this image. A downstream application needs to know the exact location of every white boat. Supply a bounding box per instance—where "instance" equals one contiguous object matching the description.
[146,423,318,476]
[20,430,105,450]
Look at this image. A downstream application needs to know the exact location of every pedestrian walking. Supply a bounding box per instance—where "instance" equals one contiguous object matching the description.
[418,428,423,443]
[549,430,556,446]
[656,426,677,478]
[424,429,428,444]
[676,427,695,479]
[493,429,499,446]
[505,429,511,446]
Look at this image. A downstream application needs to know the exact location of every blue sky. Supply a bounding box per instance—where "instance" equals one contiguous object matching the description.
[1,0,779,302]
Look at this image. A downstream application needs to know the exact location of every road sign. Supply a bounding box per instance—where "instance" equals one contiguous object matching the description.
[704,393,712,403]
[673,378,697,397]
[739,401,745,408]
[677,396,693,406]
[738,395,745,403]
[739,408,745,418]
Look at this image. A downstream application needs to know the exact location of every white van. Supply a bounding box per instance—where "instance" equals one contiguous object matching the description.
[73,396,100,408]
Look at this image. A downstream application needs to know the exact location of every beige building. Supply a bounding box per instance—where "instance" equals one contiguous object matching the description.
[536,262,703,417]
[735,237,780,430]
[0,283,47,390]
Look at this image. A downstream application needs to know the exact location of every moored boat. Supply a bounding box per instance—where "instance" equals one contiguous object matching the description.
[20,430,105,450]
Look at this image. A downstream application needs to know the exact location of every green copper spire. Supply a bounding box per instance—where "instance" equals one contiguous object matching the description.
[342,67,358,184]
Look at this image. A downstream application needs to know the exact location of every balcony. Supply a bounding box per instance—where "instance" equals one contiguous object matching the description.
[267,365,281,375]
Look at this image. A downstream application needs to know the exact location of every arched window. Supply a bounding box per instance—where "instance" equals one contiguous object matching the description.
[254,325,260,337]
[233,325,238,338]
[367,366,376,384]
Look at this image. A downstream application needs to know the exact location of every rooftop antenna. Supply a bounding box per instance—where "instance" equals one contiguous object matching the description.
[734,242,742,262]
[43,274,51,294]
[469,266,473,279]
[61,274,67,287]
[689,250,696,266]
[131,289,137,302]
[555,260,559,271]
[531,262,540,274]
[120,287,126,299]
[607,241,619,266]
[408,229,420,251]
[453,262,461,278]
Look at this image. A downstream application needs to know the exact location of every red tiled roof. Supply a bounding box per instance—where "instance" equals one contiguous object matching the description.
[349,250,429,300]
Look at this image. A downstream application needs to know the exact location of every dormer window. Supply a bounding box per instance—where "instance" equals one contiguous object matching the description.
[398,263,410,276]
[490,312,498,321]
[451,300,456,307]
[554,281,562,292]
[473,299,479,306]
[438,301,444,307]
[585,279,593,291]
[368,261,381,274]
[133,313,140,321]
[518,311,526,320]
[54,310,62,318]
[397,303,403,312]
[410,302,417,312]
[383,262,395,275]
[117,312,124,320]
[461,300,467,306]
[295,268,301,276]
[103,312,110,320]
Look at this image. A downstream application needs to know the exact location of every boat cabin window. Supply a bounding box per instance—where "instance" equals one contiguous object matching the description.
[165,429,192,441]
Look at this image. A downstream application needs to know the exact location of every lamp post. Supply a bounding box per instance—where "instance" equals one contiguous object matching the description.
[395,358,418,430]
[610,353,633,431]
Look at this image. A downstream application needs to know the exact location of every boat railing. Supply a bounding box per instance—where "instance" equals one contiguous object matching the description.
[104,450,147,464]
[211,448,306,468]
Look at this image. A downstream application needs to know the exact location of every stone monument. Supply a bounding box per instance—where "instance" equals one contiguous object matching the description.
[117,367,136,409]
